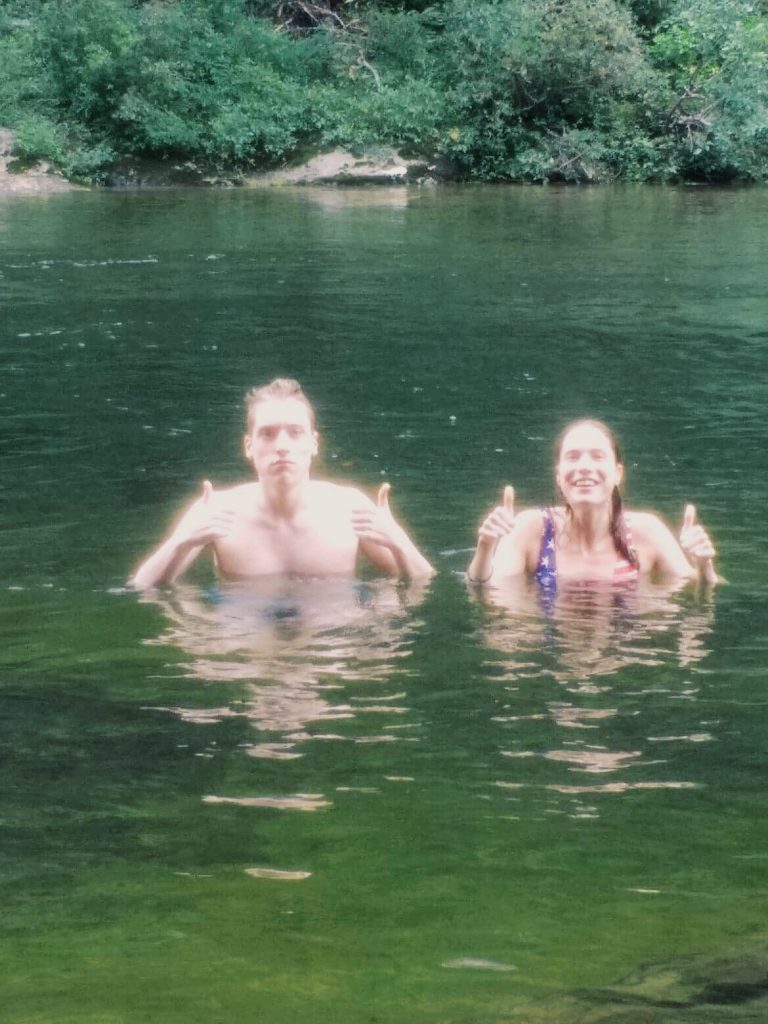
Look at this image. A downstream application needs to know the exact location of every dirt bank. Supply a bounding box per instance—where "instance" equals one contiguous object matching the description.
[0,132,442,192]
[0,129,83,194]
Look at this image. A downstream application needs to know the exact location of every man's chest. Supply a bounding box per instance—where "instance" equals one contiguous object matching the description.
[214,511,359,576]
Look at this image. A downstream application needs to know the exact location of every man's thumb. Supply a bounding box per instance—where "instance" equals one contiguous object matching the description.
[503,485,515,516]
[683,503,697,530]
[201,479,214,503]
[377,482,391,507]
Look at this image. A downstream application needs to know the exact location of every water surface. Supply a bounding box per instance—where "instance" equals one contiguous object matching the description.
[2,184,768,1023]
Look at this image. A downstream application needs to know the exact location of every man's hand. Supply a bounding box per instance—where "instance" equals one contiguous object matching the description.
[172,480,235,552]
[130,480,235,589]
[352,482,434,578]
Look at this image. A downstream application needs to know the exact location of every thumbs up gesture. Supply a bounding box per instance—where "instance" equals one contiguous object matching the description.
[351,481,404,551]
[680,503,718,581]
[173,479,235,549]
[378,481,391,509]
[478,485,517,546]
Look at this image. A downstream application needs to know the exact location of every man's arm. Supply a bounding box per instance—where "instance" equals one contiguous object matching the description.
[351,483,434,579]
[130,481,234,589]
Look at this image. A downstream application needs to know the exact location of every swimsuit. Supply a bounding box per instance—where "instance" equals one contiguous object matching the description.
[534,508,639,589]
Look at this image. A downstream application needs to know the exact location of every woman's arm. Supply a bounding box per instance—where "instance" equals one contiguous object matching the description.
[635,505,718,584]
[467,488,540,584]
[679,503,719,583]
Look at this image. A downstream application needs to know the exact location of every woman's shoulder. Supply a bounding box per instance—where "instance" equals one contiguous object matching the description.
[624,509,676,542]
[515,507,549,536]
[493,507,544,553]
[494,507,546,562]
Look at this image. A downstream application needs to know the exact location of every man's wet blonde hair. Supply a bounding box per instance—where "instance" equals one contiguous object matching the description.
[245,378,317,432]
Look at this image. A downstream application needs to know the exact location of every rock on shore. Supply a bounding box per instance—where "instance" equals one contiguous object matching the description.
[0,129,82,194]
[1,130,447,190]
[104,147,441,188]
[245,148,433,186]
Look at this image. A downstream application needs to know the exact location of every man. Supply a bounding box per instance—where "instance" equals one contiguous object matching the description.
[130,378,433,588]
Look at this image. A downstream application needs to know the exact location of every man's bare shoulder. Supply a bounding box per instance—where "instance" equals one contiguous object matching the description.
[308,479,373,508]
[202,481,260,509]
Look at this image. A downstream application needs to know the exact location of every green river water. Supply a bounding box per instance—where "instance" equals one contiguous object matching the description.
[2,184,768,1023]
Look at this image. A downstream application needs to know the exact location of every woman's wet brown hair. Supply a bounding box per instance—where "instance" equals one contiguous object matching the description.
[555,419,639,569]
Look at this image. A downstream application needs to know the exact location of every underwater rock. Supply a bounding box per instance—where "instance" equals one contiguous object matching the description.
[527,945,768,1022]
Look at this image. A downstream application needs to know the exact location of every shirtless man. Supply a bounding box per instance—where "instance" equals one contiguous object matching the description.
[130,378,433,588]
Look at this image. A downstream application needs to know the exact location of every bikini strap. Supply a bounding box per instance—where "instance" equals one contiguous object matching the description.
[535,508,557,588]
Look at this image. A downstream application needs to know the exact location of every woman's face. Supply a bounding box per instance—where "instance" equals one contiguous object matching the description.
[556,423,623,508]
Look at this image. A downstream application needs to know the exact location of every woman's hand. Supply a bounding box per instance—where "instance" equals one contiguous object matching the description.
[680,504,718,583]
[468,486,515,584]
[478,485,516,545]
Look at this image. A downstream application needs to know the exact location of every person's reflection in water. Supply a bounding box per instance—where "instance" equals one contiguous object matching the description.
[474,577,716,811]
[474,574,715,684]
[140,576,428,751]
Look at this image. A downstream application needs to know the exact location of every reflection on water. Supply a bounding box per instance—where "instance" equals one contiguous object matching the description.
[141,576,427,747]
[477,575,714,682]
[473,577,717,819]
[268,184,412,213]
[4,185,768,1024]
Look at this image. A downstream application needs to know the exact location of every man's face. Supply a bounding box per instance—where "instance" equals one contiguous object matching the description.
[244,398,318,482]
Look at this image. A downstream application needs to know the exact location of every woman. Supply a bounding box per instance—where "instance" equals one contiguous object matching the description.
[468,419,718,586]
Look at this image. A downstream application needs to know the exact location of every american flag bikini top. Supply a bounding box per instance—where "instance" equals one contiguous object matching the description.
[534,508,639,588]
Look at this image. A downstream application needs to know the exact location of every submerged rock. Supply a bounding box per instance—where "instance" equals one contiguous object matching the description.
[585,947,768,1011]
[524,944,768,1023]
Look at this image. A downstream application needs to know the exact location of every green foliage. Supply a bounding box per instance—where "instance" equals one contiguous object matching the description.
[620,0,677,34]
[12,112,116,180]
[436,0,663,180]
[0,0,766,182]
[310,8,444,151]
[314,78,444,151]
[651,0,768,179]
[3,0,325,174]
[111,1,315,161]
[364,8,435,80]
[0,17,35,123]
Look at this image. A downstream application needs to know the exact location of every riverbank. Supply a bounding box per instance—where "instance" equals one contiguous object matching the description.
[0,129,83,194]
[0,129,443,192]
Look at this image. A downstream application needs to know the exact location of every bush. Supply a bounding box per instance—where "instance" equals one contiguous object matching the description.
[651,0,768,179]
[3,0,328,173]
[436,0,663,180]
[0,0,766,182]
